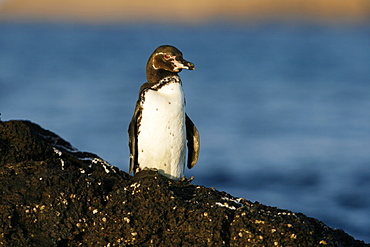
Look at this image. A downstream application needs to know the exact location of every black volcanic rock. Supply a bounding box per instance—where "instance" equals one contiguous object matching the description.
[0,120,368,246]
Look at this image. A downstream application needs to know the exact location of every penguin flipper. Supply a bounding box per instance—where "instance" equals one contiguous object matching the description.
[185,114,200,169]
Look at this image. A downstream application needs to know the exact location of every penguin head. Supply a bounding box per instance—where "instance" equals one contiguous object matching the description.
[148,45,195,73]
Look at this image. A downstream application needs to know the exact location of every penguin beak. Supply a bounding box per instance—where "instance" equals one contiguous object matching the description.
[173,57,195,71]
[184,60,195,70]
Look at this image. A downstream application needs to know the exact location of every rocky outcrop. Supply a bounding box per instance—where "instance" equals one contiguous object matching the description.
[0,120,368,246]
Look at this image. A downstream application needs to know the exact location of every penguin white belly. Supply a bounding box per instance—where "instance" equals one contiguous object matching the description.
[138,82,186,180]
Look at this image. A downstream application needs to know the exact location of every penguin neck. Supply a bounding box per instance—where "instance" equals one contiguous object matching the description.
[146,67,180,84]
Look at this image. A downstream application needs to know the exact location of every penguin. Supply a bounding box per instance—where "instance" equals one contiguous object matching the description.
[128,45,200,180]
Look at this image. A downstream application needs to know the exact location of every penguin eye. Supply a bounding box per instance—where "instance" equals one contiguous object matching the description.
[164,54,171,59]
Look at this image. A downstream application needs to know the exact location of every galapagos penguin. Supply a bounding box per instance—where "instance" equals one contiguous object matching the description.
[128,45,200,180]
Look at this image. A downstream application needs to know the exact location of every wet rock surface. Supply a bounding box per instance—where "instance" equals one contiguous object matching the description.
[0,120,368,246]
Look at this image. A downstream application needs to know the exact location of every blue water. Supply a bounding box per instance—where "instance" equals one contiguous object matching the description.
[1,22,369,242]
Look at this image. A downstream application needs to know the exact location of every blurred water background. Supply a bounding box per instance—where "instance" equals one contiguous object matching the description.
[0,21,369,242]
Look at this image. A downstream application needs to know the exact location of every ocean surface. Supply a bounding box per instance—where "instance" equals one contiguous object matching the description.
[0,21,369,242]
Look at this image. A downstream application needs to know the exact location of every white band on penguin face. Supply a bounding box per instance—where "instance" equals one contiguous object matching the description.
[151,52,188,72]
[152,52,164,70]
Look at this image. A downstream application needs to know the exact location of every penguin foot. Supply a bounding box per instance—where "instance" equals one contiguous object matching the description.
[179,176,194,183]
[142,167,158,172]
